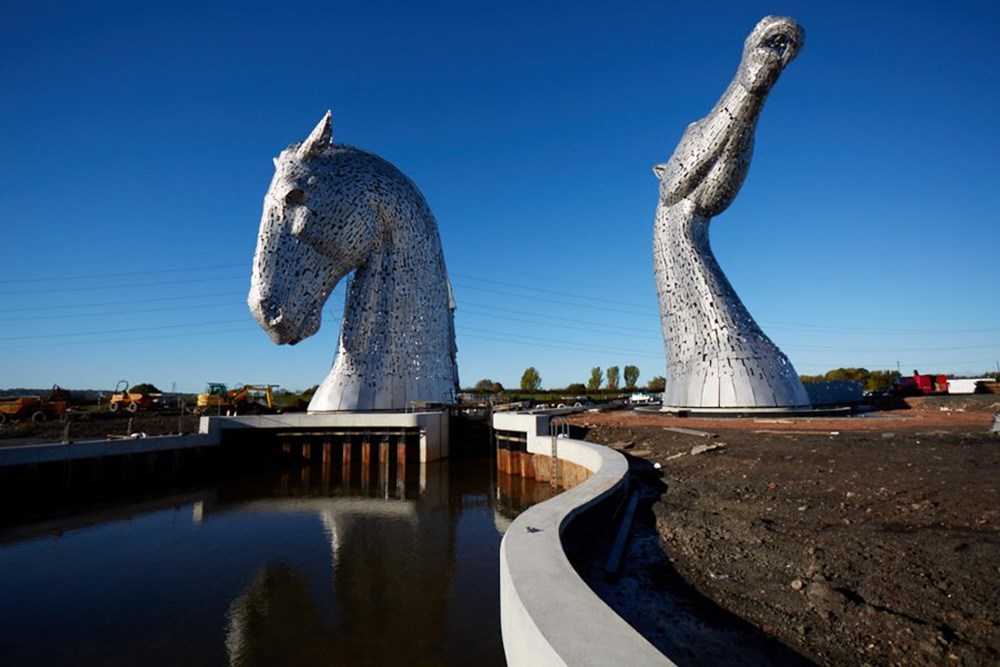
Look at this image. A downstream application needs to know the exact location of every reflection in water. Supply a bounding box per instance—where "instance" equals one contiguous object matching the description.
[226,563,334,666]
[0,458,555,667]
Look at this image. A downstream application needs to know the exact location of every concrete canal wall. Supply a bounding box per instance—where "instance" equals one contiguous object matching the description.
[0,411,450,470]
[0,432,213,467]
[494,412,673,666]
[493,412,591,488]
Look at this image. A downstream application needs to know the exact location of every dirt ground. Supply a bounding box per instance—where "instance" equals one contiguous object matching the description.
[0,409,202,447]
[572,396,1000,666]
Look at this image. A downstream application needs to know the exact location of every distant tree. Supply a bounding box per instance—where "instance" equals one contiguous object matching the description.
[865,370,900,393]
[129,382,161,395]
[824,367,870,383]
[606,366,620,391]
[474,378,505,394]
[587,367,603,393]
[565,383,587,394]
[520,367,542,392]
[647,376,666,392]
[623,365,640,390]
[802,368,900,393]
[298,385,320,403]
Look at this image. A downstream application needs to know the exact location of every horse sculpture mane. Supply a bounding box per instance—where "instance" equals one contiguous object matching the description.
[248,112,459,411]
[653,16,810,410]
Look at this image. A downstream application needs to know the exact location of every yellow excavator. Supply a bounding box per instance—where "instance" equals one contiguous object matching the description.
[195,383,279,415]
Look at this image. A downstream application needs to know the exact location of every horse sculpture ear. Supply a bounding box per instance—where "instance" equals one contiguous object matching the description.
[298,111,333,159]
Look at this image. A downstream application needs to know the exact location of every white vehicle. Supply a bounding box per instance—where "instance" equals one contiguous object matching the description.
[948,378,992,395]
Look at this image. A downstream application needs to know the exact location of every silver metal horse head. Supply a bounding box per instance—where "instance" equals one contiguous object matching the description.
[248,112,459,411]
[248,112,374,345]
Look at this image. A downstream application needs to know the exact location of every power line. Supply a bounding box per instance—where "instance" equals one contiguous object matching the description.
[767,320,1000,335]
[0,262,247,284]
[0,327,252,349]
[10,274,246,295]
[0,318,252,341]
[5,291,242,313]
[2,255,995,378]
[459,330,663,360]
[6,257,995,338]
[13,300,240,322]
[451,272,654,310]
[457,326,663,359]
[453,282,660,318]
[458,306,661,340]
[460,300,661,335]
[786,342,1000,353]
[0,248,249,273]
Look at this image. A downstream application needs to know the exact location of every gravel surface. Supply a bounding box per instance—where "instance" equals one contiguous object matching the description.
[572,396,1000,666]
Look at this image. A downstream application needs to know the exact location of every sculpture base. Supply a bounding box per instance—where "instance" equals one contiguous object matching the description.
[204,411,451,461]
[649,405,852,419]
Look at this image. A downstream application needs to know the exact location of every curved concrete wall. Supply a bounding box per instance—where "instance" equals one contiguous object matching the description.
[499,425,674,666]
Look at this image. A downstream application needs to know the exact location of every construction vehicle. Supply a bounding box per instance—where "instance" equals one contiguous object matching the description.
[0,385,69,424]
[887,370,949,397]
[108,380,160,413]
[195,383,279,415]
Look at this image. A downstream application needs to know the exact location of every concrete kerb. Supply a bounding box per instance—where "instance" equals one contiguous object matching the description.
[497,413,674,666]
[0,433,214,467]
[0,411,451,469]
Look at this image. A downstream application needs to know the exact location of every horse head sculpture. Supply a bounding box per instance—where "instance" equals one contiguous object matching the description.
[652,17,810,410]
[249,112,458,411]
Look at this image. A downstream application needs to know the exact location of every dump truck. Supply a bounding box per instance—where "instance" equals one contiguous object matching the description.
[107,380,160,413]
[195,383,278,415]
[0,385,69,424]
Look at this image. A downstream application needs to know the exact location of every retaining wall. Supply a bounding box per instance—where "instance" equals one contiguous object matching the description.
[495,412,673,666]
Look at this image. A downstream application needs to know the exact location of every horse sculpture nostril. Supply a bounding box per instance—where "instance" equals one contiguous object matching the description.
[262,299,283,326]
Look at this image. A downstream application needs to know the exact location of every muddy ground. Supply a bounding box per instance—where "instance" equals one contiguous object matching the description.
[0,409,202,447]
[572,396,1000,666]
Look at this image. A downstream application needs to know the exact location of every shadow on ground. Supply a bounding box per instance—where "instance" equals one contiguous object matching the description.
[570,451,815,666]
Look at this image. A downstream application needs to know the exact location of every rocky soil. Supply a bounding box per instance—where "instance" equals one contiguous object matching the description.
[572,396,1000,666]
[0,409,202,447]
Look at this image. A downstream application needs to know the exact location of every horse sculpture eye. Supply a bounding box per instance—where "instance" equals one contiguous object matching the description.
[285,188,307,206]
[763,33,789,57]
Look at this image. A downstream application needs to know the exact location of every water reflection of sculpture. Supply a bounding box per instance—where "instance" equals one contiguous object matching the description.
[653,16,811,410]
[222,494,456,665]
[225,564,334,664]
[249,112,459,411]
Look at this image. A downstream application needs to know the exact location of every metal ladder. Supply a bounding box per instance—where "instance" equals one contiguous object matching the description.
[549,417,569,488]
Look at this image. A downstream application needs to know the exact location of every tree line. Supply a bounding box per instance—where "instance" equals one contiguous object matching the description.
[799,368,901,393]
[471,366,933,396]
[470,365,665,394]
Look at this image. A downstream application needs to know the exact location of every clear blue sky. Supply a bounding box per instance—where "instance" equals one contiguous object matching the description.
[2,1,998,394]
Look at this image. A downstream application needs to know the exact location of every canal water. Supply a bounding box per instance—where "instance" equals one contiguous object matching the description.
[0,457,555,666]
